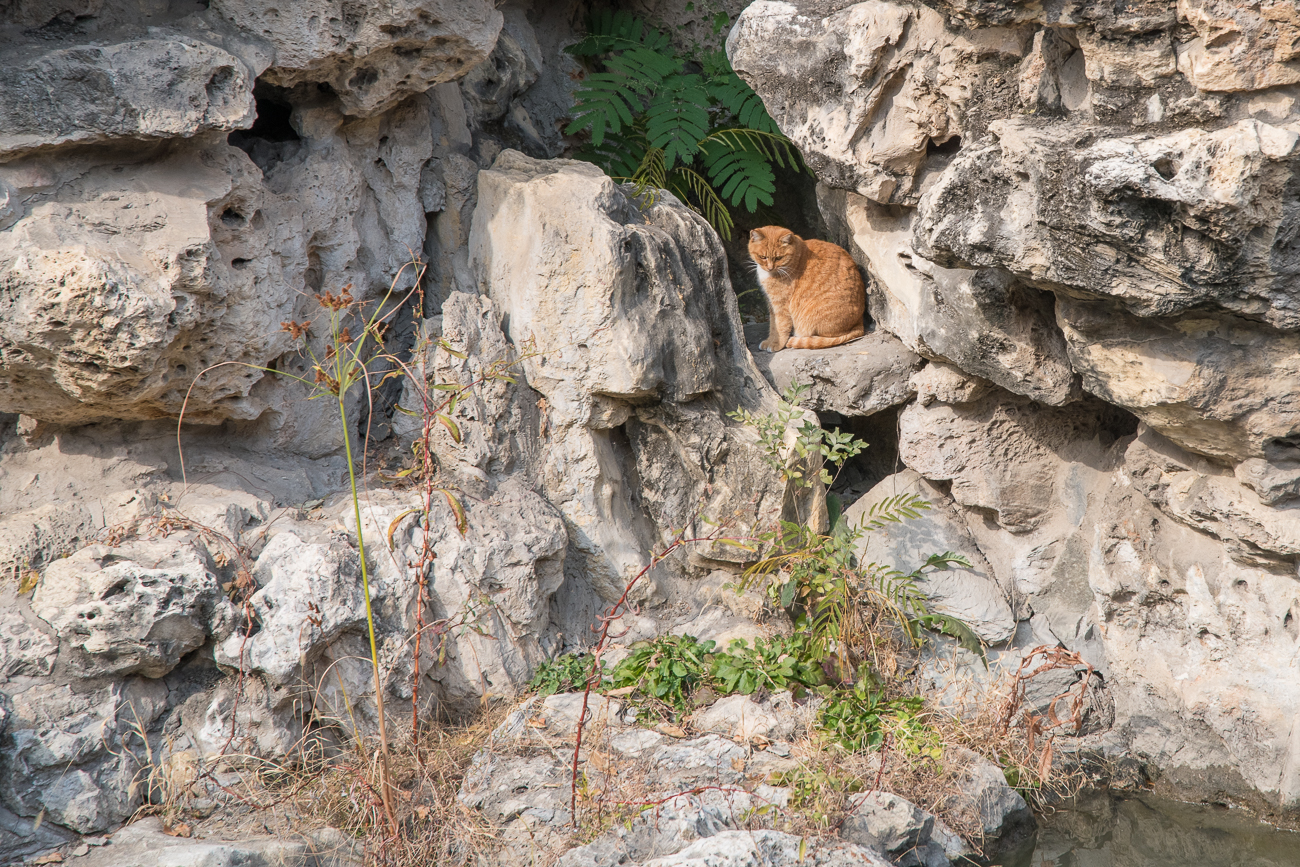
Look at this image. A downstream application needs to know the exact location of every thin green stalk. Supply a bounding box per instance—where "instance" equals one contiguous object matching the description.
[338,350,397,835]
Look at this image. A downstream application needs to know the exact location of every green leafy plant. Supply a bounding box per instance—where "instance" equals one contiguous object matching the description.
[728,383,867,492]
[817,682,927,753]
[565,11,805,239]
[608,633,716,720]
[530,653,605,697]
[710,634,824,696]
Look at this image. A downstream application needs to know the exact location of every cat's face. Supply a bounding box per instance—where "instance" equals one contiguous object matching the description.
[748,227,799,281]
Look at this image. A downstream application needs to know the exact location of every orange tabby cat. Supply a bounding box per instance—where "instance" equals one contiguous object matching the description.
[749,227,866,351]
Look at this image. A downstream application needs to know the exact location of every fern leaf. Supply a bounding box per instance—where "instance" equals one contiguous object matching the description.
[707,73,781,134]
[701,142,775,212]
[630,146,668,201]
[645,74,710,169]
[576,127,647,179]
[566,73,640,145]
[669,166,734,240]
[607,46,681,88]
[568,10,672,55]
[703,127,803,171]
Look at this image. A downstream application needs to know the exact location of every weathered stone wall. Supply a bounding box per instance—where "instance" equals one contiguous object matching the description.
[733,0,1300,816]
[0,1,812,860]
[5,0,1300,860]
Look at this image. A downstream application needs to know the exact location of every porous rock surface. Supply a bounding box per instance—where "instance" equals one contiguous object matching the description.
[5,0,1300,861]
[732,0,1300,818]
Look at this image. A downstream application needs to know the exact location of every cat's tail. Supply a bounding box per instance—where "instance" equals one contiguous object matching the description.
[786,325,865,350]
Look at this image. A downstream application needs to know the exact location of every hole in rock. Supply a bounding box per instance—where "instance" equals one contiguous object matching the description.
[228,83,301,172]
[1152,157,1179,180]
[824,404,903,511]
[349,67,379,89]
[1266,435,1300,462]
[221,208,246,227]
[1099,404,1140,446]
[230,257,250,270]
[926,135,962,157]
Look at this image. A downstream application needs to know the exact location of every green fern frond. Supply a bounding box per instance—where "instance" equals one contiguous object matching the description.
[707,73,781,134]
[701,141,776,211]
[565,73,640,145]
[646,74,710,169]
[607,46,681,87]
[577,127,648,179]
[629,146,667,202]
[670,166,735,240]
[703,128,805,171]
[568,10,672,55]
[860,494,931,531]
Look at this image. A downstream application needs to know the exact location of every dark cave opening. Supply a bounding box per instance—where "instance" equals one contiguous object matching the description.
[823,404,904,510]
[227,82,302,172]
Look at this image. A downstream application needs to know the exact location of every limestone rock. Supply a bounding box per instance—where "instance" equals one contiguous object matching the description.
[1084,476,1300,808]
[1125,426,1300,563]
[394,291,540,494]
[374,480,569,713]
[1236,457,1300,505]
[470,151,812,601]
[0,679,168,834]
[0,138,304,425]
[846,470,1016,645]
[1178,0,1300,92]
[728,1,1023,205]
[0,503,98,581]
[213,0,502,116]
[0,35,257,159]
[744,323,921,417]
[188,674,304,760]
[63,816,363,867]
[639,830,891,867]
[34,539,227,680]
[0,592,58,681]
[934,748,1034,847]
[917,118,1300,330]
[841,792,969,867]
[898,391,1132,534]
[1057,298,1300,464]
[214,530,365,687]
[692,691,800,743]
[910,363,992,408]
[819,186,1078,406]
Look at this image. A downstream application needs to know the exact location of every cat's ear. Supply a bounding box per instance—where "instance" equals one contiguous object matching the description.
[749,229,762,242]
[780,233,795,245]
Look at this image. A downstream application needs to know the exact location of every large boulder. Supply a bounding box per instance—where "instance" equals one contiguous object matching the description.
[846,470,1016,645]
[0,679,169,835]
[34,539,228,680]
[0,33,259,159]
[1057,297,1300,465]
[0,137,305,425]
[898,390,1134,534]
[728,1,1022,206]
[916,119,1300,330]
[468,151,813,602]
[212,0,502,116]
[744,322,922,418]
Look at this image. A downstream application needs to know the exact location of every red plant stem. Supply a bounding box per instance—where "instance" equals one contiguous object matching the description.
[411,409,438,752]
[567,526,740,824]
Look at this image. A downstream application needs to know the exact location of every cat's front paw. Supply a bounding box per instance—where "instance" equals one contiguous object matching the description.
[759,338,784,352]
